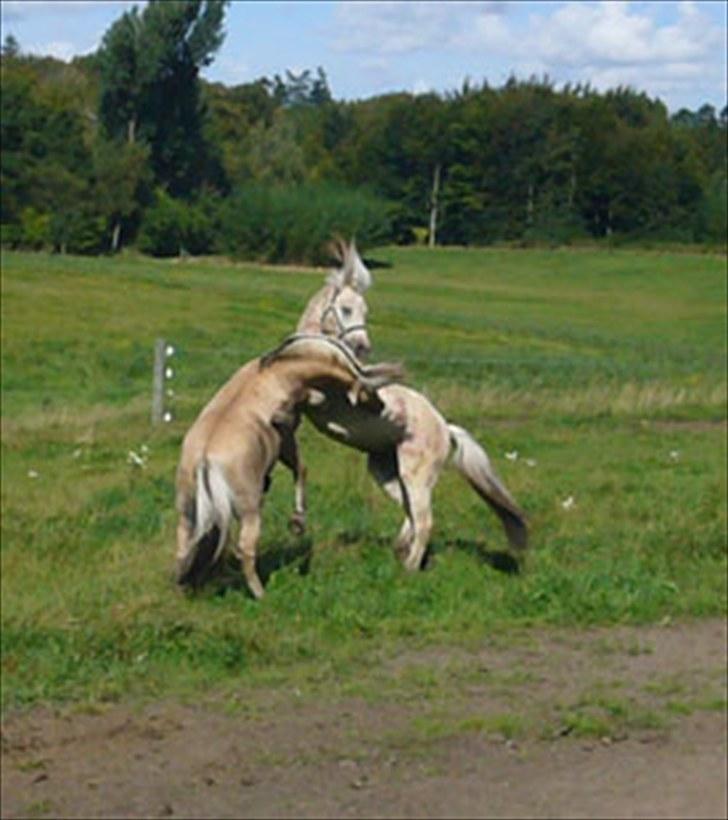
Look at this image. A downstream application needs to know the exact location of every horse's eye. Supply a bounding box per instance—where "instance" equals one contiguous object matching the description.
[341,307,352,318]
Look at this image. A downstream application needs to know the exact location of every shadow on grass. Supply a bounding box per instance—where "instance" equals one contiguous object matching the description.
[363,256,393,270]
[333,529,522,576]
[205,537,314,598]
[425,537,522,575]
[181,532,519,601]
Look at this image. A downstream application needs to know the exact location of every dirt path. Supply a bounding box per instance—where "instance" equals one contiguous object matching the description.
[2,619,726,819]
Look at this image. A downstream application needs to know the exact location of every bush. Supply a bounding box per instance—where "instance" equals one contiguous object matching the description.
[50,210,108,255]
[19,207,51,250]
[521,201,588,248]
[137,190,216,257]
[216,182,395,264]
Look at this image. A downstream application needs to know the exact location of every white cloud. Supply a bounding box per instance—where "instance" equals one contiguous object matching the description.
[2,0,139,22]
[530,1,721,68]
[328,1,725,109]
[40,40,77,61]
[211,56,253,85]
[331,1,507,55]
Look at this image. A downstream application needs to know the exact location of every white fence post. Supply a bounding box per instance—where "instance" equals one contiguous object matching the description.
[151,338,166,426]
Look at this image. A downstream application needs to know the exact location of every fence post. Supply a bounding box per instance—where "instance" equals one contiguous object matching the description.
[151,338,166,425]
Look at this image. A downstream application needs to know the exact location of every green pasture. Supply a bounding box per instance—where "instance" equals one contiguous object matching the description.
[1,246,726,710]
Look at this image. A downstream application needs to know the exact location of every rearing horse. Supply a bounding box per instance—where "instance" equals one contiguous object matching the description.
[275,237,374,534]
[292,239,528,571]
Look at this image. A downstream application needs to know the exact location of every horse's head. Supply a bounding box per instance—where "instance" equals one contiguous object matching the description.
[324,237,373,357]
[297,237,373,358]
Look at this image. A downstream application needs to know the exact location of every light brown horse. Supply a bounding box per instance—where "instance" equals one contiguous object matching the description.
[291,240,528,571]
[174,334,404,599]
[274,237,375,534]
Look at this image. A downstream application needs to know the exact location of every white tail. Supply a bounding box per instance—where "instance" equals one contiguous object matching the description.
[449,424,528,551]
[191,459,235,568]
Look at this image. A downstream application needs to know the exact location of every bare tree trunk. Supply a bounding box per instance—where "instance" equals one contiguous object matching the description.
[428,163,441,248]
[111,221,122,254]
[127,115,137,145]
[527,181,535,226]
[568,153,577,210]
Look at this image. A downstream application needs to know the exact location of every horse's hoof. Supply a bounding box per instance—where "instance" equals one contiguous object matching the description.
[288,514,306,536]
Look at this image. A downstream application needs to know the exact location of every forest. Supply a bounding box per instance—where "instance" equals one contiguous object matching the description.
[1,0,726,263]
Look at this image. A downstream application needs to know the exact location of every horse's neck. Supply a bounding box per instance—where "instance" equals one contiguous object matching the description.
[296,285,334,334]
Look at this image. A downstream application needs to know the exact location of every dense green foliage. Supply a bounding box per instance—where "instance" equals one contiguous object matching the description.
[1,2,726,262]
[1,247,726,708]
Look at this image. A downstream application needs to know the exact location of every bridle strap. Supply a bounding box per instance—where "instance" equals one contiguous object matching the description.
[320,293,367,341]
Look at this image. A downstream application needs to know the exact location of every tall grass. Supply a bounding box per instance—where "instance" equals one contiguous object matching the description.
[1,246,726,709]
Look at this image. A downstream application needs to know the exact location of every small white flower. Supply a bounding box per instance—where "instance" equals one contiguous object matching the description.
[166,388,175,398]
[165,366,174,379]
[165,344,175,357]
[525,459,537,467]
[127,450,146,468]
[72,448,82,459]
[28,469,39,479]
[140,444,149,454]
[561,495,575,511]
[505,450,519,461]
[669,450,680,462]
[163,411,173,423]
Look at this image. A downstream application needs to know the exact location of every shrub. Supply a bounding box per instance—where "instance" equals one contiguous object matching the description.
[137,190,216,257]
[216,182,395,264]
[50,210,108,255]
[19,207,51,250]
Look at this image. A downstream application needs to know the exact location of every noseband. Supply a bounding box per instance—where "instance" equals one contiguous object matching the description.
[320,290,367,342]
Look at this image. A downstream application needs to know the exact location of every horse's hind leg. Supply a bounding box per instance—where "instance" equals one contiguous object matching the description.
[233,507,264,600]
[400,482,433,571]
[278,425,306,535]
[395,426,448,571]
[367,451,414,561]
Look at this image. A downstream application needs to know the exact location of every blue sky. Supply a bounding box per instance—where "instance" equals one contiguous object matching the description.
[2,1,726,113]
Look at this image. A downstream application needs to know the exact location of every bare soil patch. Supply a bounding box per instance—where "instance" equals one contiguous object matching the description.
[2,619,726,819]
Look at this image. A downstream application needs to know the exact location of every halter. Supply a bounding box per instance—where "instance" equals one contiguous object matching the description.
[320,288,367,342]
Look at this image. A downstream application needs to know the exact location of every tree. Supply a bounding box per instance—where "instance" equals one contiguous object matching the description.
[2,34,20,58]
[92,138,152,251]
[97,0,229,198]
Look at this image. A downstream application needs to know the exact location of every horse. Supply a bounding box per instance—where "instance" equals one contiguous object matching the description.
[291,241,529,572]
[174,334,404,599]
[271,236,375,535]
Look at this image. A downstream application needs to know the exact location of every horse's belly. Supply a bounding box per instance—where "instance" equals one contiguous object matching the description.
[304,395,405,452]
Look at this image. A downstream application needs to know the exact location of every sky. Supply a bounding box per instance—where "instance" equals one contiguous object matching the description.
[2,0,726,113]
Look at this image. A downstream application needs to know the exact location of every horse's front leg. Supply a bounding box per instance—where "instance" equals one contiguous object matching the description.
[278,422,307,535]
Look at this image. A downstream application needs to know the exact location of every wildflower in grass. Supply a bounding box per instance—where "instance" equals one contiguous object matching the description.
[505,450,519,461]
[669,450,680,462]
[163,412,173,423]
[27,469,39,479]
[127,450,147,469]
[165,366,174,379]
[561,495,575,510]
[525,459,537,467]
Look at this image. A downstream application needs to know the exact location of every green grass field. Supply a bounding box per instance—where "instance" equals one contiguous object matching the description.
[1,246,726,711]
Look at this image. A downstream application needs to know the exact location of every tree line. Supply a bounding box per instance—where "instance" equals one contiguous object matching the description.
[1,0,725,263]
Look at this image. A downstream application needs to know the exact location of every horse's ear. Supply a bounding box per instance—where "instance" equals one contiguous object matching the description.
[327,235,346,264]
[346,237,373,293]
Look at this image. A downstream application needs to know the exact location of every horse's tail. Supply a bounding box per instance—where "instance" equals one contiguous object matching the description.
[176,459,235,587]
[448,424,528,552]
